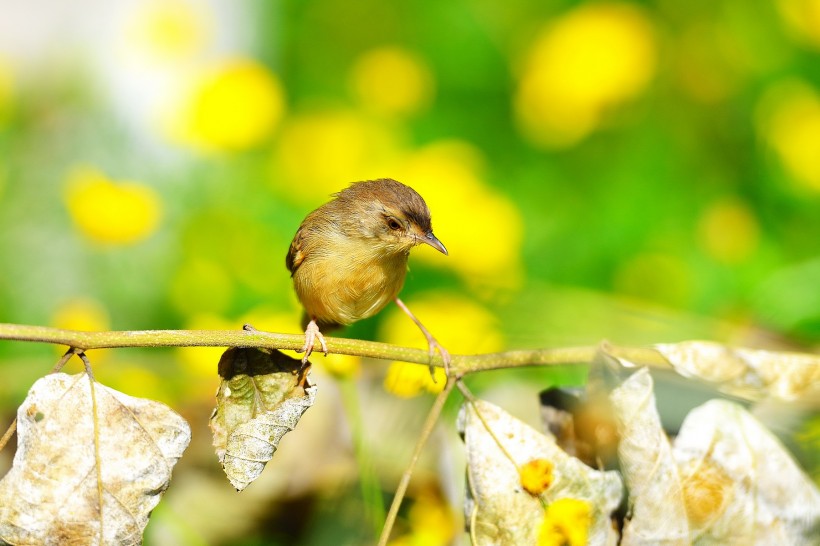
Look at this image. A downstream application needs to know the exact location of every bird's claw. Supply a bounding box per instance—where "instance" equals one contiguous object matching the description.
[427,337,451,383]
[300,320,328,364]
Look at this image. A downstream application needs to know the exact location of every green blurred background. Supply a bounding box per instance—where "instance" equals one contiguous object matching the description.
[1,0,819,544]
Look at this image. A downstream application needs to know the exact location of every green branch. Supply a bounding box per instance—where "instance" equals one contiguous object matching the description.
[0,323,670,374]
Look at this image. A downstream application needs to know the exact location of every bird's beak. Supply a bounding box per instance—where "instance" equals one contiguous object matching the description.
[422,232,448,255]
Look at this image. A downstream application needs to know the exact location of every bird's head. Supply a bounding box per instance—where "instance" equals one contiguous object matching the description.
[334,179,448,257]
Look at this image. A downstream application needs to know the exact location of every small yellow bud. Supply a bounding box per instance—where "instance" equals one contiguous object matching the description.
[520,458,555,496]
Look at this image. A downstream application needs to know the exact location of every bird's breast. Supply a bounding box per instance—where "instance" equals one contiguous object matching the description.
[292,239,409,326]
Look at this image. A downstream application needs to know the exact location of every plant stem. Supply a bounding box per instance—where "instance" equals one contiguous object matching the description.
[0,323,670,373]
[377,376,458,546]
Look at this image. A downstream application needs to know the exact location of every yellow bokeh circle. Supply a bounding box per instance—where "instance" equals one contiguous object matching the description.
[697,198,760,264]
[272,108,401,203]
[515,2,656,148]
[64,166,162,245]
[123,0,213,62]
[394,140,525,289]
[349,46,434,117]
[758,80,820,192]
[166,58,285,152]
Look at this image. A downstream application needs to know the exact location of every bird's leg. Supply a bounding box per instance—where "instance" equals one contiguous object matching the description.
[394,297,451,380]
[300,318,328,364]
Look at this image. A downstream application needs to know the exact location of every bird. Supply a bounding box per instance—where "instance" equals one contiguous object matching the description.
[286,178,450,372]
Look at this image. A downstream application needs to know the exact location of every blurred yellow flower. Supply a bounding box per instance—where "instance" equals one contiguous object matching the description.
[384,360,446,397]
[169,259,234,317]
[123,0,213,62]
[272,107,401,203]
[177,313,236,380]
[697,197,760,264]
[349,46,434,117]
[382,293,503,397]
[520,458,555,496]
[51,297,111,361]
[94,363,167,403]
[538,498,592,546]
[320,353,362,379]
[514,2,656,148]
[777,0,820,50]
[758,81,820,192]
[64,166,162,245]
[239,305,302,337]
[395,140,525,290]
[387,488,457,546]
[51,297,111,332]
[166,59,285,152]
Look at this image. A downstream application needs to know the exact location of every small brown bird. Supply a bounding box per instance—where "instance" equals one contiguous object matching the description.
[286,179,450,369]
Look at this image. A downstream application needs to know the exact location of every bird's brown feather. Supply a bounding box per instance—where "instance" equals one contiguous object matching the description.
[285,228,306,275]
[286,178,439,330]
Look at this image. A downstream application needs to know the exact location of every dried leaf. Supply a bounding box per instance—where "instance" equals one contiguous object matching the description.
[673,399,820,544]
[209,348,316,491]
[0,373,191,546]
[655,341,820,402]
[458,399,622,546]
[610,368,689,545]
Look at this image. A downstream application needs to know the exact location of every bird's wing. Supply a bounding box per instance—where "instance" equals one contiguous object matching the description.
[286,228,306,276]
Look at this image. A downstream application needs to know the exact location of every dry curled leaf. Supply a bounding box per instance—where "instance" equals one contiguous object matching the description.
[0,373,191,546]
[654,341,820,403]
[458,399,622,546]
[674,399,820,544]
[610,363,820,545]
[209,347,317,491]
[610,368,689,545]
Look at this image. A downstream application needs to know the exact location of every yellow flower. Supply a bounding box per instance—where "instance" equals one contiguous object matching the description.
[777,0,820,50]
[122,0,213,62]
[64,166,162,245]
[165,58,285,152]
[757,80,820,192]
[393,140,525,290]
[514,2,656,148]
[387,488,457,546]
[177,313,237,381]
[51,297,110,332]
[271,108,401,204]
[238,306,303,339]
[538,498,592,546]
[384,360,446,398]
[320,353,362,379]
[697,197,760,264]
[94,363,167,403]
[349,46,434,117]
[382,294,503,397]
[520,458,555,496]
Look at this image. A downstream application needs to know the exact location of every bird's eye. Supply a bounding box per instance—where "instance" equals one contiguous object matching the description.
[387,218,402,231]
